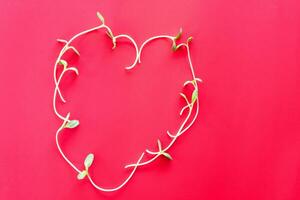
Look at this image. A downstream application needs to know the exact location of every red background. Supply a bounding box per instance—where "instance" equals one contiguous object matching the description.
[1,0,300,199]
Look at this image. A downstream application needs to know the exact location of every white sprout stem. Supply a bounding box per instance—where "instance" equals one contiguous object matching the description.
[125,38,201,168]
[181,99,199,134]
[180,104,191,116]
[176,43,199,136]
[53,46,68,104]
[178,43,198,89]
[138,35,175,63]
[56,114,81,173]
[87,152,144,192]
[53,68,79,121]
[114,34,139,70]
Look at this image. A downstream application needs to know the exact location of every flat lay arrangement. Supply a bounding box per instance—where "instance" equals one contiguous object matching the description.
[53,12,202,192]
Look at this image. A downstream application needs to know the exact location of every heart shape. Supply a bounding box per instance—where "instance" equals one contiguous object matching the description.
[53,12,202,192]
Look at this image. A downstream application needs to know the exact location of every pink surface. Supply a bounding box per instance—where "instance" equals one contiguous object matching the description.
[1,0,300,199]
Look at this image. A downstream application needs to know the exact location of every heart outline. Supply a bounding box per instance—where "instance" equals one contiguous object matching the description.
[53,12,202,192]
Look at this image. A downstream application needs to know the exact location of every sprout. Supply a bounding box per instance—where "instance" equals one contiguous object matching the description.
[77,153,94,180]
[96,12,105,24]
[174,27,183,40]
[65,120,80,128]
[58,60,68,69]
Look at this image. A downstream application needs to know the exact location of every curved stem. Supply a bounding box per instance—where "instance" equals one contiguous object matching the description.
[145,149,158,155]
[114,34,139,70]
[125,154,159,168]
[138,35,175,64]
[87,152,144,192]
[176,42,200,136]
[54,47,68,103]
[180,104,191,116]
[180,99,199,134]
[54,67,79,121]
[56,114,81,173]
[53,69,73,121]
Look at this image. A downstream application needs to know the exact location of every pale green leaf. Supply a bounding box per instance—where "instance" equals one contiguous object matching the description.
[174,27,182,40]
[65,120,79,128]
[84,153,94,169]
[59,60,68,68]
[187,36,193,43]
[162,152,173,160]
[96,12,105,24]
[77,170,87,180]
[172,42,177,51]
[192,89,198,103]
